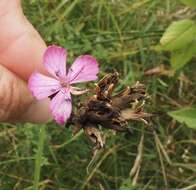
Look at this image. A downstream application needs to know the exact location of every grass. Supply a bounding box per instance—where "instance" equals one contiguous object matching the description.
[33,125,46,190]
[0,0,196,189]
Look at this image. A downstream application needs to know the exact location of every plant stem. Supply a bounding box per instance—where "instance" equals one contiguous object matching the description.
[33,125,46,190]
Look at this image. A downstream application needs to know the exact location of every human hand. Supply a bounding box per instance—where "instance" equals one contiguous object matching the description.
[0,0,51,123]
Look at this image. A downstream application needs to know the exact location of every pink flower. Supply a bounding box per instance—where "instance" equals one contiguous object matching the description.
[28,45,99,124]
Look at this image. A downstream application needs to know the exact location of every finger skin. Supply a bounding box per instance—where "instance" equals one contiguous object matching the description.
[0,64,51,123]
[0,0,47,80]
[0,1,52,123]
[0,0,20,17]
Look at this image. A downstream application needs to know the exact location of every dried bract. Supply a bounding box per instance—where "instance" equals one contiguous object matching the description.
[69,72,151,154]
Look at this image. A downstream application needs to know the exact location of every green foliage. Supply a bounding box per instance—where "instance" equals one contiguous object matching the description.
[160,19,196,51]
[33,126,46,190]
[171,40,196,70]
[181,0,196,8]
[119,178,139,190]
[168,107,196,129]
[159,18,196,71]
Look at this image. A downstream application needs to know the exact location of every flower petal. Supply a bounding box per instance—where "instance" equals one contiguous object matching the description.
[28,72,61,100]
[67,55,99,84]
[43,45,67,78]
[50,90,72,124]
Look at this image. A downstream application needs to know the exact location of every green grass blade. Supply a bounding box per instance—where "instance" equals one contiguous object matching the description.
[33,125,46,190]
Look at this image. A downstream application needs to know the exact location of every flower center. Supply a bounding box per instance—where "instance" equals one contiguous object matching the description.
[61,81,70,88]
[59,78,70,89]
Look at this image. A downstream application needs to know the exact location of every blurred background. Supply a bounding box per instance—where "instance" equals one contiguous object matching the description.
[0,0,196,189]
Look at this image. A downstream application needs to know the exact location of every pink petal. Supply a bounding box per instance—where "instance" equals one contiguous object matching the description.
[28,72,61,100]
[50,90,72,124]
[43,45,67,79]
[67,55,99,84]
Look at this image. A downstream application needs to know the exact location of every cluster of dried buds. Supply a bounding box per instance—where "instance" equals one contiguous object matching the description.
[68,72,151,154]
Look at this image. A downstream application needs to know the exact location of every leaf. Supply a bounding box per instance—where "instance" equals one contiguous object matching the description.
[119,178,140,190]
[168,107,196,129]
[181,0,196,8]
[171,41,196,71]
[160,19,196,51]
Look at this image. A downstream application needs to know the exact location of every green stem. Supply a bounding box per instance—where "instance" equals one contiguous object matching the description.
[33,125,46,190]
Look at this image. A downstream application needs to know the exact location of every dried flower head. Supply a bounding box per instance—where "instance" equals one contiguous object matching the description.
[69,72,152,154]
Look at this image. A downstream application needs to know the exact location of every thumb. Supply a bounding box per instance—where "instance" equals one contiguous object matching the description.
[0,64,51,123]
[0,0,47,80]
